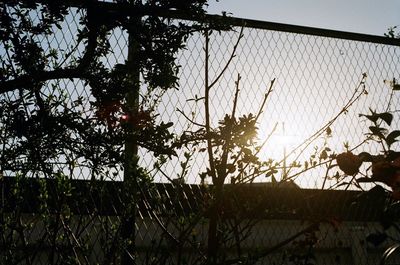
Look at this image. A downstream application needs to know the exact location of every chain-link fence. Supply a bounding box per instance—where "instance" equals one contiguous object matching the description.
[165,18,400,188]
[1,2,400,265]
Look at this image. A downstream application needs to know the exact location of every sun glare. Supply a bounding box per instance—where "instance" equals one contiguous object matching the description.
[260,123,302,160]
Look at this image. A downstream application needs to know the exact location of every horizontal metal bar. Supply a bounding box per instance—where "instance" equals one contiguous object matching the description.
[162,10,400,46]
[33,0,400,46]
[209,15,400,47]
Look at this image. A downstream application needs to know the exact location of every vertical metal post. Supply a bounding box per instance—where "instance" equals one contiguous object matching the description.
[121,18,140,265]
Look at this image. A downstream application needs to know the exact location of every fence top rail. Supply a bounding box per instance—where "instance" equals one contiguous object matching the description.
[207,15,400,47]
[32,0,400,47]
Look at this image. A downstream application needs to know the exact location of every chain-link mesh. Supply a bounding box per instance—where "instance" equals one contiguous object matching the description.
[160,25,400,188]
[1,3,400,265]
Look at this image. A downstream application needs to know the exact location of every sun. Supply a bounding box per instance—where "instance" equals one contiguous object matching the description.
[259,122,302,160]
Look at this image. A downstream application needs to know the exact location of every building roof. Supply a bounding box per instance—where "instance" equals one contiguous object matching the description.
[1,177,387,222]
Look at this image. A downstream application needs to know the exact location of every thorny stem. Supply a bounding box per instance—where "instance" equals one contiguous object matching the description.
[137,184,179,245]
[135,172,208,262]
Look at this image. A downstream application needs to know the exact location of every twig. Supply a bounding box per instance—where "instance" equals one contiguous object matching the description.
[208,26,244,90]
[231,73,241,120]
[204,30,217,183]
[0,6,98,94]
[176,108,205,128]
[281,74,368,172]
[255,78,276,122]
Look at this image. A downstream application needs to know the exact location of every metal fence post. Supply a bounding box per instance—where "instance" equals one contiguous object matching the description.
[121,19,141,265]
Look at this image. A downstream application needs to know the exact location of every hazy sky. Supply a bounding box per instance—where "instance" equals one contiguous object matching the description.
[206,0,400,36]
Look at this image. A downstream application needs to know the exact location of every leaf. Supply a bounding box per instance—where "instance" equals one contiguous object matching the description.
[386,130,400,146]
[369,126,386,138]
[319,150,328,160]
[360,113,378,123]
[266,170,277,178]
[271,175,277,183]
[358,152,373,162]
[326,126,332,136]
[387,150,400,161]
[226,164,236,173]
[378,112,393,126]
[360,111,392,125]
[393,84,400,91]
[164,122,173,128]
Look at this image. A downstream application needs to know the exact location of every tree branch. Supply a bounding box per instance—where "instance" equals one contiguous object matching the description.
[0,5,99,94]
[208,26,244,90]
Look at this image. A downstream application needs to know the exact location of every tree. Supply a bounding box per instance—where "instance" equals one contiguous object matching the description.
[0,0,212,178]
[0,1,213,264]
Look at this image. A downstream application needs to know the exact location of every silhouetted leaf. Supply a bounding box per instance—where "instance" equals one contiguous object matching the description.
[360,111,392,126]
[387,150,400,161]
[378,112,393,126]
[326,126,332,136]
[226,163,236,173]
[393,84,400,91]
[386,130,400,146]
[358,152,374,162]
[369,126,387,138]
[360,112,378,123]
[319,150,328,160]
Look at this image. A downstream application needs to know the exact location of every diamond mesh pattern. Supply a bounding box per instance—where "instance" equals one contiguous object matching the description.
[1,4,400,265]
[157,26,400,189]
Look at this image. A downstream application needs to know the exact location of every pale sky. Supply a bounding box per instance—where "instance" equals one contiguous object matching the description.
[206,0,400,36]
